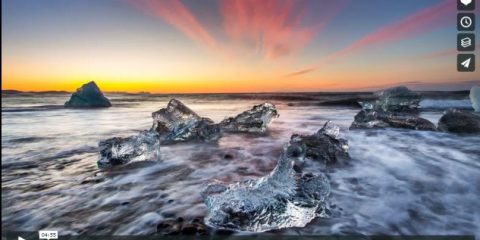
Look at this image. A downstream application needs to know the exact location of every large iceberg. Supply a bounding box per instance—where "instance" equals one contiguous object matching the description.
[65,81,111,108]
[291,121,349,166]
[151,99,221,142]
[470,86,480,112]
[202,136,330,232]
[219,103,279,133]
[97,131,160,168]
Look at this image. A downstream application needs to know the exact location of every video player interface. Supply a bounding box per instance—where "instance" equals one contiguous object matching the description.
[2,0,479,239]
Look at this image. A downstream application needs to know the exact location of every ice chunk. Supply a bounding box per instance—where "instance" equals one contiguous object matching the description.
[202,140,330,232]
[151,99,221,142]
[470,86,480,112]
[438,109,480,134]
[98,131,160,168]
[359,101,374,110]
[65,81,111,108]
[318,120,341,139]
[219,103,279,133]
[375,86,421,112]
[291,121,349,166]
[351,87,431,131]
[350,109,436,131]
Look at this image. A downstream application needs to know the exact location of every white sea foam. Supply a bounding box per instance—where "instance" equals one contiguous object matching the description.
[419,99,473,109]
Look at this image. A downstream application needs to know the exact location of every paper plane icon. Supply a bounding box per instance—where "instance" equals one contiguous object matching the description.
[461,58,471,68]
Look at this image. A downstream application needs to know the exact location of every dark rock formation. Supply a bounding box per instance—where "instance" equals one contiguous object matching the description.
[65,81,111,108]
[438,109,480,134]
[350,110,436,131]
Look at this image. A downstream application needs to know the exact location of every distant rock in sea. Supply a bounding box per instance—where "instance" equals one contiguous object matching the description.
[64,81,111,108]
[438,109,480,134]
[2,90,23,94]
[470,86,480,112]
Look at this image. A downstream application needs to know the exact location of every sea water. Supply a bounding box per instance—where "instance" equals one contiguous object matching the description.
[2,92,479,236]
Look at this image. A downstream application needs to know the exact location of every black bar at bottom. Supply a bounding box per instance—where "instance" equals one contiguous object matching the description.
[2,232,476,240]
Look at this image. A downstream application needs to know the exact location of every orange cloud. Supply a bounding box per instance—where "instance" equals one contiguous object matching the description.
[288,0,456,76]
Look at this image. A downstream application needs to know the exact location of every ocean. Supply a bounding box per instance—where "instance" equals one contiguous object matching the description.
[2,91,479,236]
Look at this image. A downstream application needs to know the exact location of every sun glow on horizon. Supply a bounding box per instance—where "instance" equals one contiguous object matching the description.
[2,0,479,93]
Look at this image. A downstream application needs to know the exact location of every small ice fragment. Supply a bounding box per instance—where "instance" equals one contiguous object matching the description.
[98,131,160,168]
[219,103,279,133]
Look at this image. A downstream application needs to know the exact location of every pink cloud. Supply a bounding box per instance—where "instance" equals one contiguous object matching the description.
[288,0,456,76]
[129,0,341,60]
[219,0,331,59]
[129,0,219,52]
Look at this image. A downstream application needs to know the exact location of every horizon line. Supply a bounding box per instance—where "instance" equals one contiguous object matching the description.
[2,88,474,95]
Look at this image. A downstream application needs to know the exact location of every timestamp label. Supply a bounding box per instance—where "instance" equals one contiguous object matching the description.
[39,230,58,240]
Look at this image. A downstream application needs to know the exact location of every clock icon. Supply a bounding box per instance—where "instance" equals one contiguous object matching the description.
[461,16,472,28]
[458,13,475,31]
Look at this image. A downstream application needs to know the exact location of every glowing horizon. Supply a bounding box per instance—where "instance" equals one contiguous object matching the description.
[2,0,479,93]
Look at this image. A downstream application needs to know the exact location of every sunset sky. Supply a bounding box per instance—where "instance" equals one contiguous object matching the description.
[2,0,479,93]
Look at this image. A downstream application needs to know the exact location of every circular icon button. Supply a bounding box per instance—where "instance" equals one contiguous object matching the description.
[461,16,473,28]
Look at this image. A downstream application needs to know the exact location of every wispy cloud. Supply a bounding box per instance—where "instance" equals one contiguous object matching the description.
[284,67,316,77]
[129,0,341,60]
[219,0,334,59]
[129,0,219,52]
[287,0,456,77]
[422,44,480,59]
